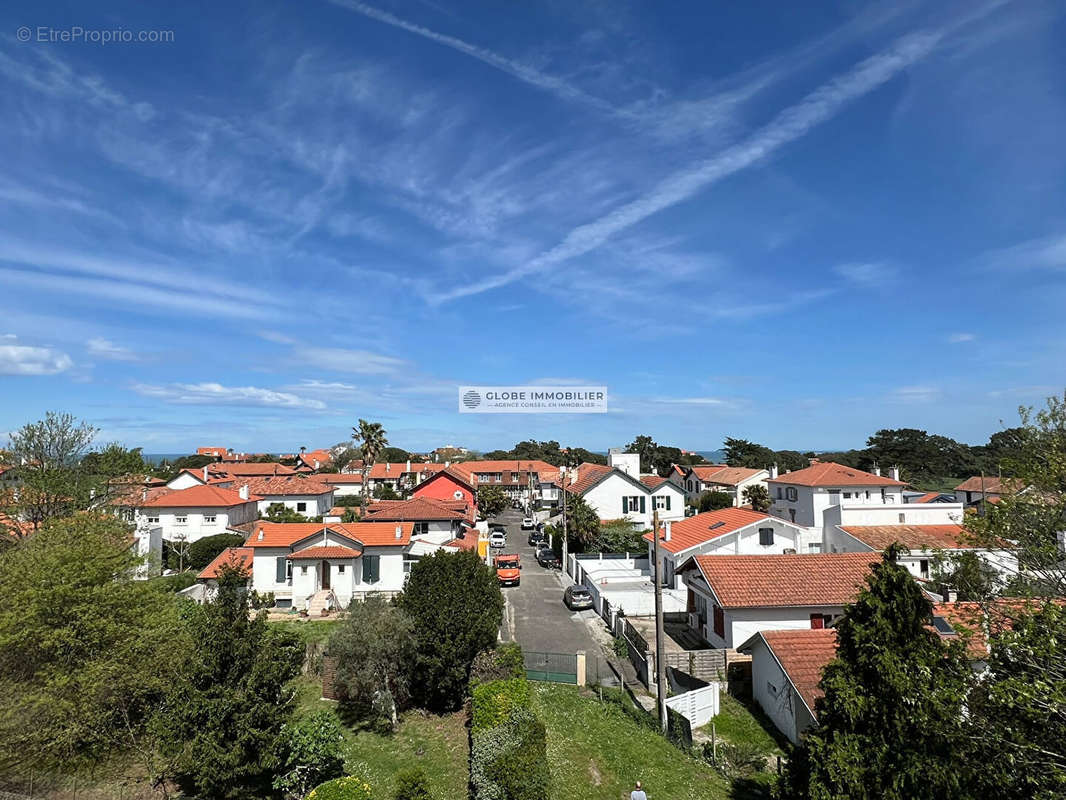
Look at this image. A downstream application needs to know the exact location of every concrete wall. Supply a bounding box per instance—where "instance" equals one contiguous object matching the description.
[770,483,905,530]
[747,638,816,745]
[256,492,335,517]
[136,501,257,543]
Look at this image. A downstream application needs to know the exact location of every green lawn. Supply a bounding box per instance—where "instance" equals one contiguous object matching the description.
[707,694,787,754]
[270,617,342,645]
[533,684,731,800]
[292,676,469,800]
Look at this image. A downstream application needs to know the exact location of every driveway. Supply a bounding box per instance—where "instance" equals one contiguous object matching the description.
[492,509,611,667]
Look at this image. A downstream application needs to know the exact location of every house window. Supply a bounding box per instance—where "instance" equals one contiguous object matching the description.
[362,554,381,584]
[789,509,796,523]
[301,565,308,575]
[810,614,827,629]
[175,515,187,524]
[919,559,929,579]
[413,521,429,535]
[758,527,774,546]
[842,492,852,499]
[898,513,906,523]
[776,487,782,499]
[808,542,822,553]
[297,502,307,512]
[147,516,160,524]
[713,605,725,638]
[785,487,798,501]
[337,564,345,574]
[654,496,672,510]
[623,496,645,514]
[204,515,216,523]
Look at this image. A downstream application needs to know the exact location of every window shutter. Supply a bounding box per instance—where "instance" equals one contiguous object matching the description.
[810,614,824,629]
[713,605,725,638]
[622,496,627,514]
[639,496,646,514]
[372,555,380,583]
[666,496,671,510]
[276,557,287,583]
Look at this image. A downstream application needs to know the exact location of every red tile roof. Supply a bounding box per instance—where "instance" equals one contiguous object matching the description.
[954,476,1020,494]
[445,533,480,551]
[759,629,838,715]
[840,524,975,551]
[931,602,989,658]
[208,462,296,477]
[691,552,874,608]
[911,491,942,504]
[450,460,559,486]
[198,546,253,579]
[197,447,227,457]
[640,475,668,489]
[288,545,361,560]
[364,497,470,521]
[108,485,173,507]
[767,462,904,487]
[298,449,333,469]
[644,508,772,554]
[690,465,764,486]
[318,472,364,484]
[141,484,260,508]
[222,475,333,497]
[246,521,414,548]
[564,463,613,495]
[365,462,445,480]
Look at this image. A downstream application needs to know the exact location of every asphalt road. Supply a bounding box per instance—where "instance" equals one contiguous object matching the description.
[493,508,606,659]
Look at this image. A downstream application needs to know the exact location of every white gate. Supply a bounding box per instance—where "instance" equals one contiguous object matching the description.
[665,681,720,728]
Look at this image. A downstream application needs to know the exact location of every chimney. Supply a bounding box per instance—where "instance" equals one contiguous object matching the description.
[872,463,881,477]
[239,485,249,500]
[386,463,391,473]
[202,466,208,482]
[406,459,411,472]
[142,487,147,502]
[445,460,451,467]
[944,587,958,603]
[769,463,778,480]
[395,524,402,540]
[889,465,900,481]
[664,520,672,542]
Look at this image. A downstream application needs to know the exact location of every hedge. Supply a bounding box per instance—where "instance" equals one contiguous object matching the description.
[470,708,549,800]
[188,533,247,570]
[470,678,532,735]
[470,643,525,689]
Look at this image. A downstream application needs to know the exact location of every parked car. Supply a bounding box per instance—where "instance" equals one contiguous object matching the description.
[563,584,594,610]
[488,531,506,549]
[527,529,547,547]
[493,554,521,587]
[536,547,560,569]
[520,517,534,530]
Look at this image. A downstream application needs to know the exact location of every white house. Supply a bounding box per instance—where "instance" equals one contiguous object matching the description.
[136,484,260,544]
[219,475,335,518]
[681,465,769,506]
[953,475,1020,508]
[318,473,363,498]
[565,461,685,529]
[768,461,906,531]
[359,496,473,543]
[737,629,837,745]
[823,500,1017,582]
[643,508,818,590]
[678,552,874,648]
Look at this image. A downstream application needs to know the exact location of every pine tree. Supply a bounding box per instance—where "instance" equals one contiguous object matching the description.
[778,546,971,800]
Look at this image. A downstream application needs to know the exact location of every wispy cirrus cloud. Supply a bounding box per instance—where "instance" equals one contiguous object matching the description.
[891,385,941,404]
[131,382,326,410]
[0,334,73,376]
[983,232,1066,271]
[947,332,976,343]
[87,337,141,362]
[293,347,408,375]
[834,261,899,288]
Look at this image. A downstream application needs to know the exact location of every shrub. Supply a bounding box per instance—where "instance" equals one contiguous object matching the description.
[187,533,246,570]
[249,590,276,609]
[471,678,532,735]
[306,776,373,800]
[612,636,629,658]
[470,708,549,800]
[148,571,197,593]
[393,768,432,800]
[704,741,766,779]
[273,711,346,799]
[470,643,525,688]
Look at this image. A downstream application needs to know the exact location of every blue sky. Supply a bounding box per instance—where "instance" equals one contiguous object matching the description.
[1,0,1065,454]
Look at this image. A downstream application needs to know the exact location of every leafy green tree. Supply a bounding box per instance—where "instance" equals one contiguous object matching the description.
[930,550,998,601]
[742,484,771,512]
[328,596,416,728]
[264,502,310,522]
[2,412,99,534]
[341,505,360,523]
[398,551,504,712]
[80,442,150,482]
[154,564,302,799]
[380,446,411,463]
[562,493,601,552]
[273,711,346,800]
[965,602,1066,800]
[698,490,733,513]
[0,514,186,775]
[393,768,432,800]
[723,437,776,470]
[352,419,388,512]
[373,483,399,500]
[778,547,971,800]
[330,446,360,473]
[477,485,508,518]
[188,532,247,571]
[594,519,645,553]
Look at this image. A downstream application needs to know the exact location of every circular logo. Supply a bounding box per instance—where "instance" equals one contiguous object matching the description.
[462,389,481,409]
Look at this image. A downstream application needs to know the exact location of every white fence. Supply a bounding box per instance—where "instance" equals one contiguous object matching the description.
[665,681,720,728]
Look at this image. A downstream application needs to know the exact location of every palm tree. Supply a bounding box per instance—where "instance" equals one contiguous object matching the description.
[352,419,388,512]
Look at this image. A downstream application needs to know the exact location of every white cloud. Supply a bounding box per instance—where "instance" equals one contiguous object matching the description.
[429,27,946,303]
[653,397,732,406]
[833,261,898,288]
[947,332,976,343]
[0,334,73,376]
[891,385,940,404]
[984,233,1066,271]
[87,337,140,361]
[295,347,407,375]
[131,382,326,410]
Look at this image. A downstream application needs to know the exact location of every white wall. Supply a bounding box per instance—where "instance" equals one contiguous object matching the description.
[771,483,905,530]
[650,483,685,523]
[582,472,681,529]
[256,491,335,517]
[747,638,815,745]
[166,471,205,490]
[330,484,362,498]
[608,450,640,477]
[136,502,257,543]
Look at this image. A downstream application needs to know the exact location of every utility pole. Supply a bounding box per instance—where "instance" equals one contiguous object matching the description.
[652,507,668,733]
[561,465,569,577]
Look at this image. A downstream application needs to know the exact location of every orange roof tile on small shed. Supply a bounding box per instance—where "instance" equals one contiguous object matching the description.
[141,484,260,508]
[691,552,874,608]
[767,461,904,487]
[643,508,771,554]
[840,524,974,551]
[760,629,838,715]
[198,546,254,579]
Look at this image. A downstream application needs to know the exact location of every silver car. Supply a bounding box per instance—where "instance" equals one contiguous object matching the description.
[564,585,593,610]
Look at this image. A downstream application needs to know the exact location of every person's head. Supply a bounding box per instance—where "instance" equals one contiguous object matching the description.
[635,782,642,790]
